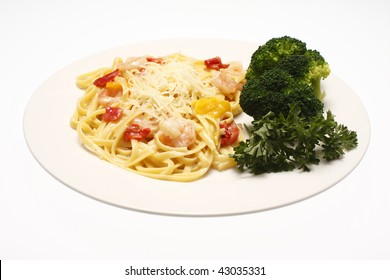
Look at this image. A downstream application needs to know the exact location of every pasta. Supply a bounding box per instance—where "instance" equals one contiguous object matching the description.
[70,53,246,182]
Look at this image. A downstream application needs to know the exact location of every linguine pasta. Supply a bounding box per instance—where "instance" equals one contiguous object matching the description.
[70,53,246,182]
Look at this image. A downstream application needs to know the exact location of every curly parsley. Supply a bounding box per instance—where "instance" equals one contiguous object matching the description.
[231,104,358,174]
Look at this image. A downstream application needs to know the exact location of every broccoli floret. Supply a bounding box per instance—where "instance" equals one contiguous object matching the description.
[288,83,324,118]
[256,67,293,91]
[240,71,291,120]
[240,36,330,120]
[240,68,324,120]
[246,36,307,80]
[275,54,311,79]
[303,50,331,100]
[277,50,330,100]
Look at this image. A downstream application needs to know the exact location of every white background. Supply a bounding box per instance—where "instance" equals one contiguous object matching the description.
[1,0,389,264]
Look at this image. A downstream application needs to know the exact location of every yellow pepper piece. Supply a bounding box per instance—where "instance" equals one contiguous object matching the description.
[192,97,231,118]
[105,81,122,90]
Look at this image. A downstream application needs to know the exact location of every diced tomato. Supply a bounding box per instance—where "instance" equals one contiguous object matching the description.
[102,107,123,122]
[93,69,120,87]
[123,124,151,141]
[204,56,229,70]
[220,120,239,146]
[146,57,163,64]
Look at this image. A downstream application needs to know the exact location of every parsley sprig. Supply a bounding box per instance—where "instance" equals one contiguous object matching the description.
[231,104,358,174]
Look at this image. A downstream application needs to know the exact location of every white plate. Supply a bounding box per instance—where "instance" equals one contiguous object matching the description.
[24,38,370,216]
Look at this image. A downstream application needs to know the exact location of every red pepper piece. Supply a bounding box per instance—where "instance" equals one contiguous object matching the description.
[102,107,123,122]
[93,69,120,87]
[204,56,229,70]
[123,124,151,141]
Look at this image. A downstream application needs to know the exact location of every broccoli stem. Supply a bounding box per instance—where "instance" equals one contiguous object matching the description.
[312,78,326,101]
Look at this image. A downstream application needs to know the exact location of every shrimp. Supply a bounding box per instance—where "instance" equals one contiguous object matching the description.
[117,56,148,71]
[159,117,196,148]
[212,62,245,96]
[211,72,241,96]
[97,87,122,106]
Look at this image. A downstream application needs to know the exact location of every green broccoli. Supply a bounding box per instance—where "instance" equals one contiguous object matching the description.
[240,67,324,120]
[246,36,307,80]
[240,36,330,120]
[304,50,331,100]
[277,50,330,100]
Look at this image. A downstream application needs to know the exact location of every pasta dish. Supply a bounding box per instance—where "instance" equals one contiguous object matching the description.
[70,53,246,182]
